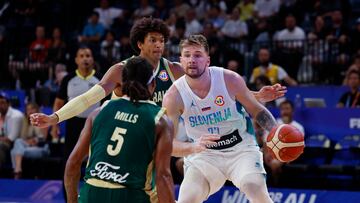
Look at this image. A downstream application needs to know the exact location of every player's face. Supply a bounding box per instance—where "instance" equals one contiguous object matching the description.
[75,48,94,70]
[138,32,165,62]
[180,45,210,79]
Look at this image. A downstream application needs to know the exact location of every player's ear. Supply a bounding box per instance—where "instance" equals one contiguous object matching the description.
[137,41,143,50]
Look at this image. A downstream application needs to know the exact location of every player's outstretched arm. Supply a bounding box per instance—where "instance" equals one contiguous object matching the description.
[155,115,175,203]
[30,64,123,128]
[64,108,98,203]
[252,83,287,103]
[225,70,277,132]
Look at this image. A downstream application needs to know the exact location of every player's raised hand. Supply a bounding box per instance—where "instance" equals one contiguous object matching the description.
[192,134,221,154]
[258,83,287,103]
[30,113,58,128]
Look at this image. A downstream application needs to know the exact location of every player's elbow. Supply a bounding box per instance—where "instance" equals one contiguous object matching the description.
[156,168,172,184]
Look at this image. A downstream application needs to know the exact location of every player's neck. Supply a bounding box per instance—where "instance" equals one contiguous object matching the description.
[139,53,160,70]
[185,70,211,99]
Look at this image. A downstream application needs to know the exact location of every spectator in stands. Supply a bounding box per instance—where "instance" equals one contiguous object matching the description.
[350,17,360,54]
[170,0,190,18]
[250,48,298,86]
[110,11,132,40]
[188,0,207,20]
[201,22,221,66]
[206,5,226,31]
[100,31,121,73]
[29,25,50,63]
[227,59,241,75]
[275,14,306,80]
[94,0,123,29]
[184,8,203,37]
[277,100,305,134]
[326,10,350,84]
[37,63,68,107]
[167,18,186,61]
[308,15,327,40]
[236,0,254,21]
[220,7,248,40]
[343,54,360,85]
[153,0,170,20]
[11,102,49,179]
[0,92,24,171]
[165,13,178,38]
[337,70,360,108]
[133,0,155,19]
[253,0,280,20]
[78,11,105,47]
[47,27,67,65]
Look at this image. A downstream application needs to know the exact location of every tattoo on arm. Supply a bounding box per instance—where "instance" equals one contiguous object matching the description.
[255,109,277,132]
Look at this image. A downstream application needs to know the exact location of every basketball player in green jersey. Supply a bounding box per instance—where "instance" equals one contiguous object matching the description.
[30,17,286,128]
[64,57,175,203]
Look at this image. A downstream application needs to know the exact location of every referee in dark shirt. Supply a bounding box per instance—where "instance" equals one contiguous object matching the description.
[52,47,102,180]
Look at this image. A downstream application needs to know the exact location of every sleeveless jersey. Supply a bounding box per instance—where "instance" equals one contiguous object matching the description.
[84,97,166,191]
[174,67,258,151]
[118,57,175,106]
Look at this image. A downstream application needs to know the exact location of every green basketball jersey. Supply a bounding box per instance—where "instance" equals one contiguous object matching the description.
[84,97,166,192]
[120,57,175,106]
[152,57,175,105]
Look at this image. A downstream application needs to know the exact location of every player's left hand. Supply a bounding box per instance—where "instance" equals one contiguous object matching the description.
[258,83,287,103]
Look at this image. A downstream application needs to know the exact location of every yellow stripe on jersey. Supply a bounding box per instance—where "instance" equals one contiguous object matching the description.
[163,58,176,82]
[86,178,125,189]
[154,107,166,124]
[144,160,159,203]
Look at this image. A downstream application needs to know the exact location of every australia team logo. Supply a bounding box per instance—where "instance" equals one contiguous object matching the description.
[158,70,169,81]
[214,95,225,106]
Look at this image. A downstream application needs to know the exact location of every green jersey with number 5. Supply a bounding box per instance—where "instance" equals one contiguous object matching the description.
[84,97,166,190]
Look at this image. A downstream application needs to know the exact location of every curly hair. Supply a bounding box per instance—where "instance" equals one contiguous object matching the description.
[122,56,154,102]
[130,17,170,54]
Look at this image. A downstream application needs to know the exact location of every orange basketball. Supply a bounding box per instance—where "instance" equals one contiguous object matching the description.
[266,124,305,162]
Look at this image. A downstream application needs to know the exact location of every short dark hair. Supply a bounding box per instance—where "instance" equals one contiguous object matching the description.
[130,17,170,54]
[0,91,9,102]
[348,70,360,79]
[179,34,209,54]
[280,99,294,109]
[122,56,154,102]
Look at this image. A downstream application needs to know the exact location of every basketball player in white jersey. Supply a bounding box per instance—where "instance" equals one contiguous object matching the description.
[163,34,276,203]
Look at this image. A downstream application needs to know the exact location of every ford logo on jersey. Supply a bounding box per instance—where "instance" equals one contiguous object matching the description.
[158,70,169,81]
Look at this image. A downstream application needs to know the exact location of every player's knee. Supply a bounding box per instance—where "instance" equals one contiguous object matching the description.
[240,175,272,203]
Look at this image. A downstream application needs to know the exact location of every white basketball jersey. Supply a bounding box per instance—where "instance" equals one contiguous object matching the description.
[174,66,258,151]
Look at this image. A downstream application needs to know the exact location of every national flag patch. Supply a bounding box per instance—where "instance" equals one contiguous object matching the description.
[201,106,211,111]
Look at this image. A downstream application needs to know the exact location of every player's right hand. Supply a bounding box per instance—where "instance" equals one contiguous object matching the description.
[30,113,58,128]
[192,134,221,154]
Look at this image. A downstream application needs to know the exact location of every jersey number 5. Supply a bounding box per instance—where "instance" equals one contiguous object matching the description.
[107,127,127,156]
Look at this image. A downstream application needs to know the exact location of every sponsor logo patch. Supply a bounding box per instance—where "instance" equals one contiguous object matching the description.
[214,95,225,106]
[158,70,169,81]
